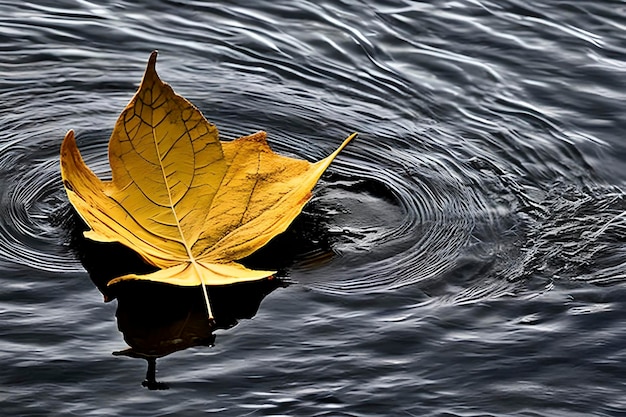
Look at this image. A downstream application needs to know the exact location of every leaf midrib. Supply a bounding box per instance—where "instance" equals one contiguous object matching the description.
[151,127,194,260]
[151,125,214,318]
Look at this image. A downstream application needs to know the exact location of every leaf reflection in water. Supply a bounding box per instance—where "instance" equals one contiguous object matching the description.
[68,211,285,389]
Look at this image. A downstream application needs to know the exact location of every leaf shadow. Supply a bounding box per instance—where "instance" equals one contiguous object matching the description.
[65,206,331,388]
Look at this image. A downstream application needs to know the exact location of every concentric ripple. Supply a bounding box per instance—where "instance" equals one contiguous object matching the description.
[0,0,624,307]
[0,135,82,273]
[292,143,493,296]
[3,1,626,415]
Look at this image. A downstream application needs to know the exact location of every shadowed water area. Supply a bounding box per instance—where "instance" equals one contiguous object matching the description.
[1,0,626,415]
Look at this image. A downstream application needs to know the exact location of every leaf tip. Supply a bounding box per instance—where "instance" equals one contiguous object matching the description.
[142,50,160,84]
[60,130,77,174]
[149,50,158,67]
[334,131,358,155]
[62,129,75,146]
[246,130,268,143]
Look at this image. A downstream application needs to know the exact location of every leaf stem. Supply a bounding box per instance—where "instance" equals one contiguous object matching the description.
[192,260,214,320]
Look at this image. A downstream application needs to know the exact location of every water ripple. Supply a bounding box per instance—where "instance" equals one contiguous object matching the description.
[0,0,625,302]
[3,0,626,414]
[0,152,80,273]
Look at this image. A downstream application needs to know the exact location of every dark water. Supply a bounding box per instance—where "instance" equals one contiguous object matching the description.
[2,0,626,415]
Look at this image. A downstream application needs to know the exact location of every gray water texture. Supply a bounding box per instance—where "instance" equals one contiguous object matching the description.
[1,1,626,416]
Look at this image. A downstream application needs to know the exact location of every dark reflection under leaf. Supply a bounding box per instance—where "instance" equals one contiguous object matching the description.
[65,171,397,389]
[66,209,321,389]
[112,279,283,389]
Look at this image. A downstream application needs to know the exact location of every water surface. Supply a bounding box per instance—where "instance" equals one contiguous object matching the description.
[1,1,626,415]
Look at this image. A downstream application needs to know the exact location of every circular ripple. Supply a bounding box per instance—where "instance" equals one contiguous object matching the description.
[1,0,624,303]
[286,135,509,298]
[0,147,81,273]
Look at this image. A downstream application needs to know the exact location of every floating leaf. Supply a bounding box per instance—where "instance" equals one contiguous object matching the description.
[61,51,356,318]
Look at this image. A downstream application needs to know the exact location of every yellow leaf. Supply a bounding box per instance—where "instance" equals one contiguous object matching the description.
[61,51,356,319]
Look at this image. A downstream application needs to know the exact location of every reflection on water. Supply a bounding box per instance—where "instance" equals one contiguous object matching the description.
[69,210,284,388]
